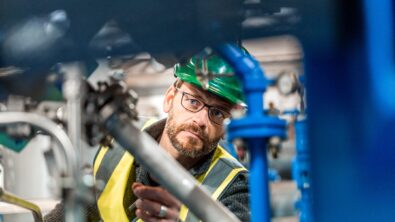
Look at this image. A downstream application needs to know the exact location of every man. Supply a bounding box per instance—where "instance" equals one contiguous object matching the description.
[45,51,250,222]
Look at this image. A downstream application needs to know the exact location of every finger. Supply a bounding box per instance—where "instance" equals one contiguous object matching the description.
[136,208,178,222]
[135,198,160,216]
[132,182,144,190]
[136,199,179,220]
[133,185,181,207]
[136,209,159,222]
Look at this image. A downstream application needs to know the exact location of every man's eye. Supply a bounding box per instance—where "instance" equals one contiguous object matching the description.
[187,99,201,106]
[211,109,225,119]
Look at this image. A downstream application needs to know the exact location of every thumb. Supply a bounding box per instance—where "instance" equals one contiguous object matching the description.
[132,182,143,190]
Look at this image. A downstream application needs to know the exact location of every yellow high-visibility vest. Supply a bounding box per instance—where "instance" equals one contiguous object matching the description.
[93,143,246,222]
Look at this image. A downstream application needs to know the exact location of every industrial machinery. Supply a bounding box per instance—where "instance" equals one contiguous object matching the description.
[0,1,297,221]
[1,0,395,222]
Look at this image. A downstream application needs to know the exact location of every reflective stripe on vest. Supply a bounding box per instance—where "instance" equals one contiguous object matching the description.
[178,146,246,222]
[93,145,246,222]
[94,144,135,222]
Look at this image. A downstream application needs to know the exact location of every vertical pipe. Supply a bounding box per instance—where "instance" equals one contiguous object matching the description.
[363,0,395,116]
[247,138,270,222]
[62,63,84,163]
[246,92,264,116]
[215,44,272,222]
[245,80,271,222]
[62,63,85,222]
[294,119,312,222]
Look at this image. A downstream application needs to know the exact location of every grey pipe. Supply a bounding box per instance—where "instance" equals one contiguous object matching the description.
[0,112,85,222]
[62,63,84,165]
[0,112,77,179]
[104,114,241,222]
[62,63,86,222]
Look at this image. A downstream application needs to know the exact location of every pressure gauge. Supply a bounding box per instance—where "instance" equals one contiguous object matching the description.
[277,72,298,95]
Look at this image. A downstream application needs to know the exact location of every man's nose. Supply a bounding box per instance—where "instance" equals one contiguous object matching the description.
[192,106,210,127]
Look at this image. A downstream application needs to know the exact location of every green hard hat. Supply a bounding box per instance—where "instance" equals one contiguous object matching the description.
[174,52,245,105]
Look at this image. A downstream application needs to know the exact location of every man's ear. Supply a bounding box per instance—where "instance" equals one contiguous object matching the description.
[163,86,176,113]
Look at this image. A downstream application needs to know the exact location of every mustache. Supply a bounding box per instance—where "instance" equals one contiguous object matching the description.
[177,123,207,140]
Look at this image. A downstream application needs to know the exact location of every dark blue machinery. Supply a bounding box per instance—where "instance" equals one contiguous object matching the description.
[300,0,395,221]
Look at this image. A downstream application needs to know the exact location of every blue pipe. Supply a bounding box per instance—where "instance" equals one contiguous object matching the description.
[249,137,270,222]
[215,44,286,222]
[363,0,395,117]
[292,119,312,222]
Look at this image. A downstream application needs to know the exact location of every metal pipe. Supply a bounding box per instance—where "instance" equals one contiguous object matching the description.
[215,43,287,222]
[0,187,43,222]
[62,63,84,163]
[293,119,312,222]
[61,62,87,222]
[104,113,240,222]
[248,137,271,222]
[0,112,77,176]
[363,0,395,116]
[0,112,86,222]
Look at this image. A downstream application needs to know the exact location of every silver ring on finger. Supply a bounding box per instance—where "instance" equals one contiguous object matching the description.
[158,205,168,218]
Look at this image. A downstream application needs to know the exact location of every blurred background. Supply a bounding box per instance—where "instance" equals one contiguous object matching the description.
[1,1,395,222]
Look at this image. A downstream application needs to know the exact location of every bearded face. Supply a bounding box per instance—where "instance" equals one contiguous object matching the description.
[165,108,223,158]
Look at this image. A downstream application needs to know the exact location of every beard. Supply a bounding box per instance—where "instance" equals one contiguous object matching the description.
[165,110,222,158]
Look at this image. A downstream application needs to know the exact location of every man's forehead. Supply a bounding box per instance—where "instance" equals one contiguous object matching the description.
[182,82,233,107]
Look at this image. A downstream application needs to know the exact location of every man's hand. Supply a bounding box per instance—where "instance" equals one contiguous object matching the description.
[132,182,181,222]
